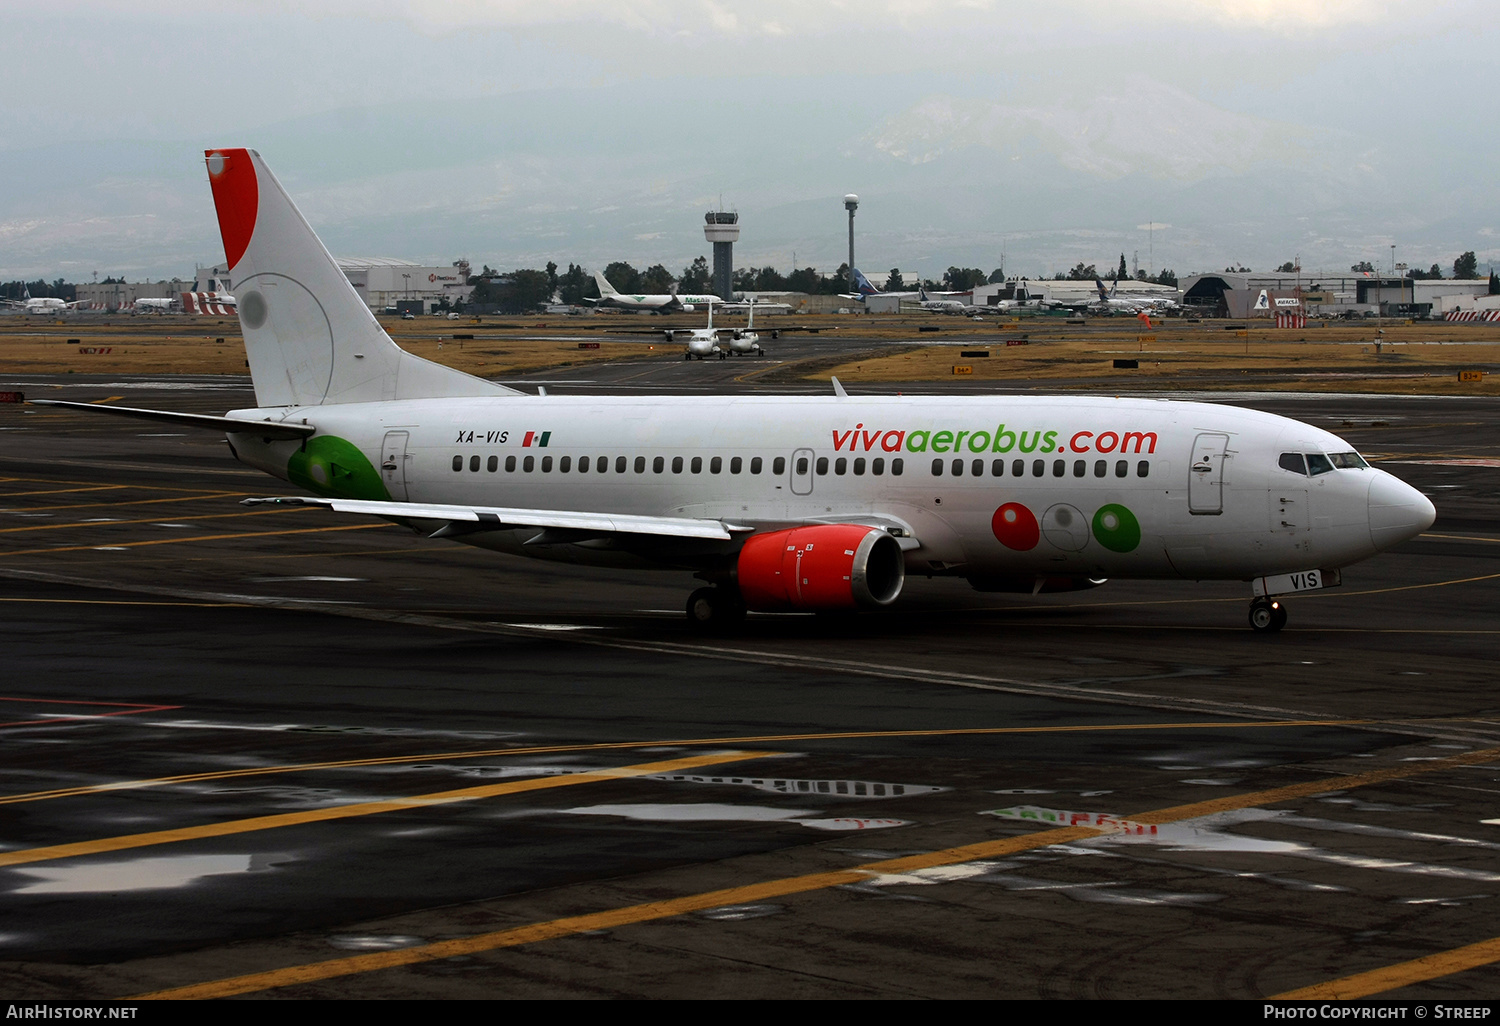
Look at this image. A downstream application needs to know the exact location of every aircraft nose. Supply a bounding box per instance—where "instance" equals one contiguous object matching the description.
[1368,470,1436,550]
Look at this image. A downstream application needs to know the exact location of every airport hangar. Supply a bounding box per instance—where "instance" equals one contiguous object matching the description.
[71,259,474,315]
[1180,270,1496,319]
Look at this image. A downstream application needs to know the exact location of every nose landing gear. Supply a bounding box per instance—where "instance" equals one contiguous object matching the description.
[1249,597,1287,633]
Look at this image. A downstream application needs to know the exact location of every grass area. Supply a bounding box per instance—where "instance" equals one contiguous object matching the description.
[814,323,1500,395]
[5,313,1500,395]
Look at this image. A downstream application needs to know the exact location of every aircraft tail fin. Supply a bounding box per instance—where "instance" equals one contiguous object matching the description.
[204,148,516,407]
[594,271,620,297]
[850,268,880,296]
[1095,278,1109,300]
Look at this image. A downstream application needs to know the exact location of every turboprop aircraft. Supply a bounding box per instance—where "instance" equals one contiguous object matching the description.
[30,149,1437,634]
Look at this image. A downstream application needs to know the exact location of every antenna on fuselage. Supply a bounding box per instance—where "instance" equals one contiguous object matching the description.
[831,377,848,398]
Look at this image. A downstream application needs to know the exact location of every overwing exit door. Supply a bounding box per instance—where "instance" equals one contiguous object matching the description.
[1188,432,1229,515]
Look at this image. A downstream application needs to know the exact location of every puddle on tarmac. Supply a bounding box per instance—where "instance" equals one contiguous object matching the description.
[985,804,1500,881]
[696,904,787,921]
[852,859,1218,907]
[554,803,909,831]
[5,853,286,895]
[327,935,426,951]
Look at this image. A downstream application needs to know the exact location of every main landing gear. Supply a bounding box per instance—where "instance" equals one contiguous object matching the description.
[1248,597,1287,633]
[686,586,746,633]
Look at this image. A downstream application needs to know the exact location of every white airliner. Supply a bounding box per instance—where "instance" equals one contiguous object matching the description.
[32,149,1436,634]
[132,297,178,313]
[917,286,973,315]
[2,288,81,315]
[587,271,720,313]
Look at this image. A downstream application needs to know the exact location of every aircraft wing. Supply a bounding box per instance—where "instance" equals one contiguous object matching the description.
[241,495,750,541]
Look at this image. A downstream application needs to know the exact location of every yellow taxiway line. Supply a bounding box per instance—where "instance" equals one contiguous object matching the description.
[0,750,773,871]
[0,506,311,534]
[0,521,389,557]
[5,492,247,512]
[1274,936,1500,999]
[135,744,1500,999]
[0,719,1369,806]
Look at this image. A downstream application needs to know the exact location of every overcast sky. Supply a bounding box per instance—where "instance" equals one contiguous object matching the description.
[2,1,1494,281]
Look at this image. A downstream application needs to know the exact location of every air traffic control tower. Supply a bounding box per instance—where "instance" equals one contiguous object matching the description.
[704,211,740,301]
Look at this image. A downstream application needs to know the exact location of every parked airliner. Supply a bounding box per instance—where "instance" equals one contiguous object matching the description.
[32,149,1436,633]
[587,272,719,313]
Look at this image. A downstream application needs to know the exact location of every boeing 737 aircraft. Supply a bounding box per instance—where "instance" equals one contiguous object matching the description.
[587,272,719,313]
[32,149,1436,635]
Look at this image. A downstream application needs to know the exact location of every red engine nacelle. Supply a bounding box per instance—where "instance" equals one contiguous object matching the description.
[736,525,906,611]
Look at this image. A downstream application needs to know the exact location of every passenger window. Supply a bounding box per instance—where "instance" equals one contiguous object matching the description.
[634,456,645,473]
[1094,460,1106,478]
[1137,461,1150,478]
[816,457,828,475]
[653,456,665,473]
[1073,460,1085,477]
[835,457,847,475]
[710,456,722,474]
[689,456,701,474]
[541,456,553,472]
[578,456,589,473]
[1115,460,1127,478]
[452,455,462,472]
[1279,452,1307,475]
[972,459,983,477]
[670,456,681,473]
[767,457,779,475]
[853,457,866,475]
[1032,459,1044,477]
[951,458,963,476]
[992,459,1005,477]
[505,455,516,472]
[730,456,742,474]
[872,457,885,475]
[1306,453,1334,476]
[795,457,807,475]
[469,455,481,472]
[487,455,498,472]
[524,455,535,472]
[932,458,944,476]
[892,458,904,476]
[1013,459,1025,477]
[1052,459,1065,477]
[559,456,571,473]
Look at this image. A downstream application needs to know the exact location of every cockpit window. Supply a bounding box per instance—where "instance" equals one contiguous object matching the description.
[1329,451,1369,469]
[1278,452,1307,475]
[1305,453,1335,476]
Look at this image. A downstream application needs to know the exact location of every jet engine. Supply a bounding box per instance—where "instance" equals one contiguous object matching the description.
[737,525,905,611]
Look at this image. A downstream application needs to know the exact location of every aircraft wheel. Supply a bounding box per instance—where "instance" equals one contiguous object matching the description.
[685,587,746,633]
[1248,598,1284,633]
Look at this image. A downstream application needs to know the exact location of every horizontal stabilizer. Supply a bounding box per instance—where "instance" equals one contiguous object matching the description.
[29,399,316,439]
[242,496,748,540]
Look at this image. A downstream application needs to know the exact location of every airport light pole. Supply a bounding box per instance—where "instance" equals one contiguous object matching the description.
[844,194,859,289]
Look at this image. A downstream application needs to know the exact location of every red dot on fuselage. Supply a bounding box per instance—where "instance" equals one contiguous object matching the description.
[992,502,1039,550]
